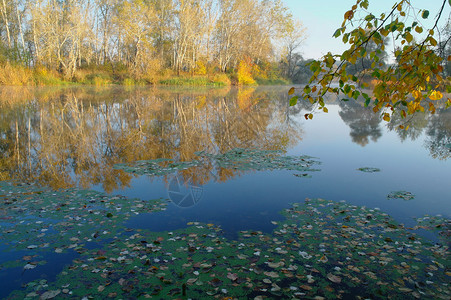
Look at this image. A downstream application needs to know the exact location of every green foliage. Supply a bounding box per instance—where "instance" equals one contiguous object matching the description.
[159,76,210,86]
[290,0,451,127]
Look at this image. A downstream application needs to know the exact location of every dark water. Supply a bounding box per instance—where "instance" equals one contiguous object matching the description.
[1,85,450,233]
[0,86,450,298]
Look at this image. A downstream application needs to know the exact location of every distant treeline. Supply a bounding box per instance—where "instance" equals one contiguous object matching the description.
[0,0,309,86]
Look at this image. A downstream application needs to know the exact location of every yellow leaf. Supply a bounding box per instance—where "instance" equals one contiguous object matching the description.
[411,90,422,99]
[312,86,317,93]
[429,90,443,100]
[288,87,295,95]
[383,113,390,122]
[323,107,328,113]
[308,113,313,120]
[415,26,423,33]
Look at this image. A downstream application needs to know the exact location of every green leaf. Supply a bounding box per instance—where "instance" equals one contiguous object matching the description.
[341,98,350,102]
[333,28,342,38]
[364,14,374,21]
[372,70,381,79]
[373,31,382,42]
[289,96,299,106]
[361,0,369,9]
[364,98,371,107]
[421,10,429,19]
[343,85,351,94]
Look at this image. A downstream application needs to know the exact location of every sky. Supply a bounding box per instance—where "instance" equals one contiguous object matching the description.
[282,0,451,60]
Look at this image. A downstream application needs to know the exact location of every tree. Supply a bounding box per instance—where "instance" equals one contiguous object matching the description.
[289,0,450,128]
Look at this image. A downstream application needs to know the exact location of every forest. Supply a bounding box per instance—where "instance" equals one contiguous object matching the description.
[0,0,307,86]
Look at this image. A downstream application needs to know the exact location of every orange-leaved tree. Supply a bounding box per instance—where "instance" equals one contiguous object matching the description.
[289,0,450,129]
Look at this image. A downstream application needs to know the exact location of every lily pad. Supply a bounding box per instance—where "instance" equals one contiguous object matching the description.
[115,148,321,178]
[357,167,381,173]
[2,181,449,300]
[387,190,415,200]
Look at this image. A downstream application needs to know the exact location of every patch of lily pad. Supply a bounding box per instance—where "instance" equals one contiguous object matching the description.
[357,167,381,173]
[114,148,321,178]
[1,181,449,299]
[387,191,415,201]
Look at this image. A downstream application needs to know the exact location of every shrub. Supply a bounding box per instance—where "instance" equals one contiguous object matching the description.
[237,60,256,85]
[0,62,34,85]
[211,73,231,86]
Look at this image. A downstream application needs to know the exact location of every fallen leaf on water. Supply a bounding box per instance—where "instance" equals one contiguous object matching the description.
[327,273,342,283]
[40,290,61,300]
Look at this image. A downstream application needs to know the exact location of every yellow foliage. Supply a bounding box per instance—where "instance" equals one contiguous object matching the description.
[195,60,207,75]
[212,73,231,86]
[292,0,449,124]
[237,60,256,85]
[429,90,443,101]
[0,63,34,86]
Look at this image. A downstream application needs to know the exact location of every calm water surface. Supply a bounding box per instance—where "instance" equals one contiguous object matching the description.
[0,86,449,298]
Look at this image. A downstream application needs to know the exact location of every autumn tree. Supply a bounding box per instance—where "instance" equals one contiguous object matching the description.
[289,0,450,128]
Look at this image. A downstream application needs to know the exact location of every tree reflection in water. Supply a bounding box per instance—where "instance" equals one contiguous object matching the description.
[0,86,302,192]
[338,100,382,146]
[338,95,450,160]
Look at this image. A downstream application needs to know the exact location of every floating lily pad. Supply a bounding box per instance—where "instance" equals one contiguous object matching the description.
[357,167,381,173]
[2,183,449,300]
[387,190,415,200]
[114,148,321,178]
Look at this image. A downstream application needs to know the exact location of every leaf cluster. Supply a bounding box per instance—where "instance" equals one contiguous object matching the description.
[290,0,451,128]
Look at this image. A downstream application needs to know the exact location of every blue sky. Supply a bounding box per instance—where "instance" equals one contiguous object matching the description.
[282,0,450,60]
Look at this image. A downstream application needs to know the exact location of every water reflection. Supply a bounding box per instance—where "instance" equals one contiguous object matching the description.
[0,86,302,191]
[337,96,450,160]
[338,100,382,146]
[1,86,449,193]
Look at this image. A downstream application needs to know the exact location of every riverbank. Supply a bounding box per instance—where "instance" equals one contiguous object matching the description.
[0,63,291,87]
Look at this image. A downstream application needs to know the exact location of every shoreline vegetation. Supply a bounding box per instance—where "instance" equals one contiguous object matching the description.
[0,62,291,87]
[0,0,304,89]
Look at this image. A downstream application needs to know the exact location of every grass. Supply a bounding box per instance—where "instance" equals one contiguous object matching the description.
[159,76,230,86]
[0,63,34,85]
[0,64,291,87]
